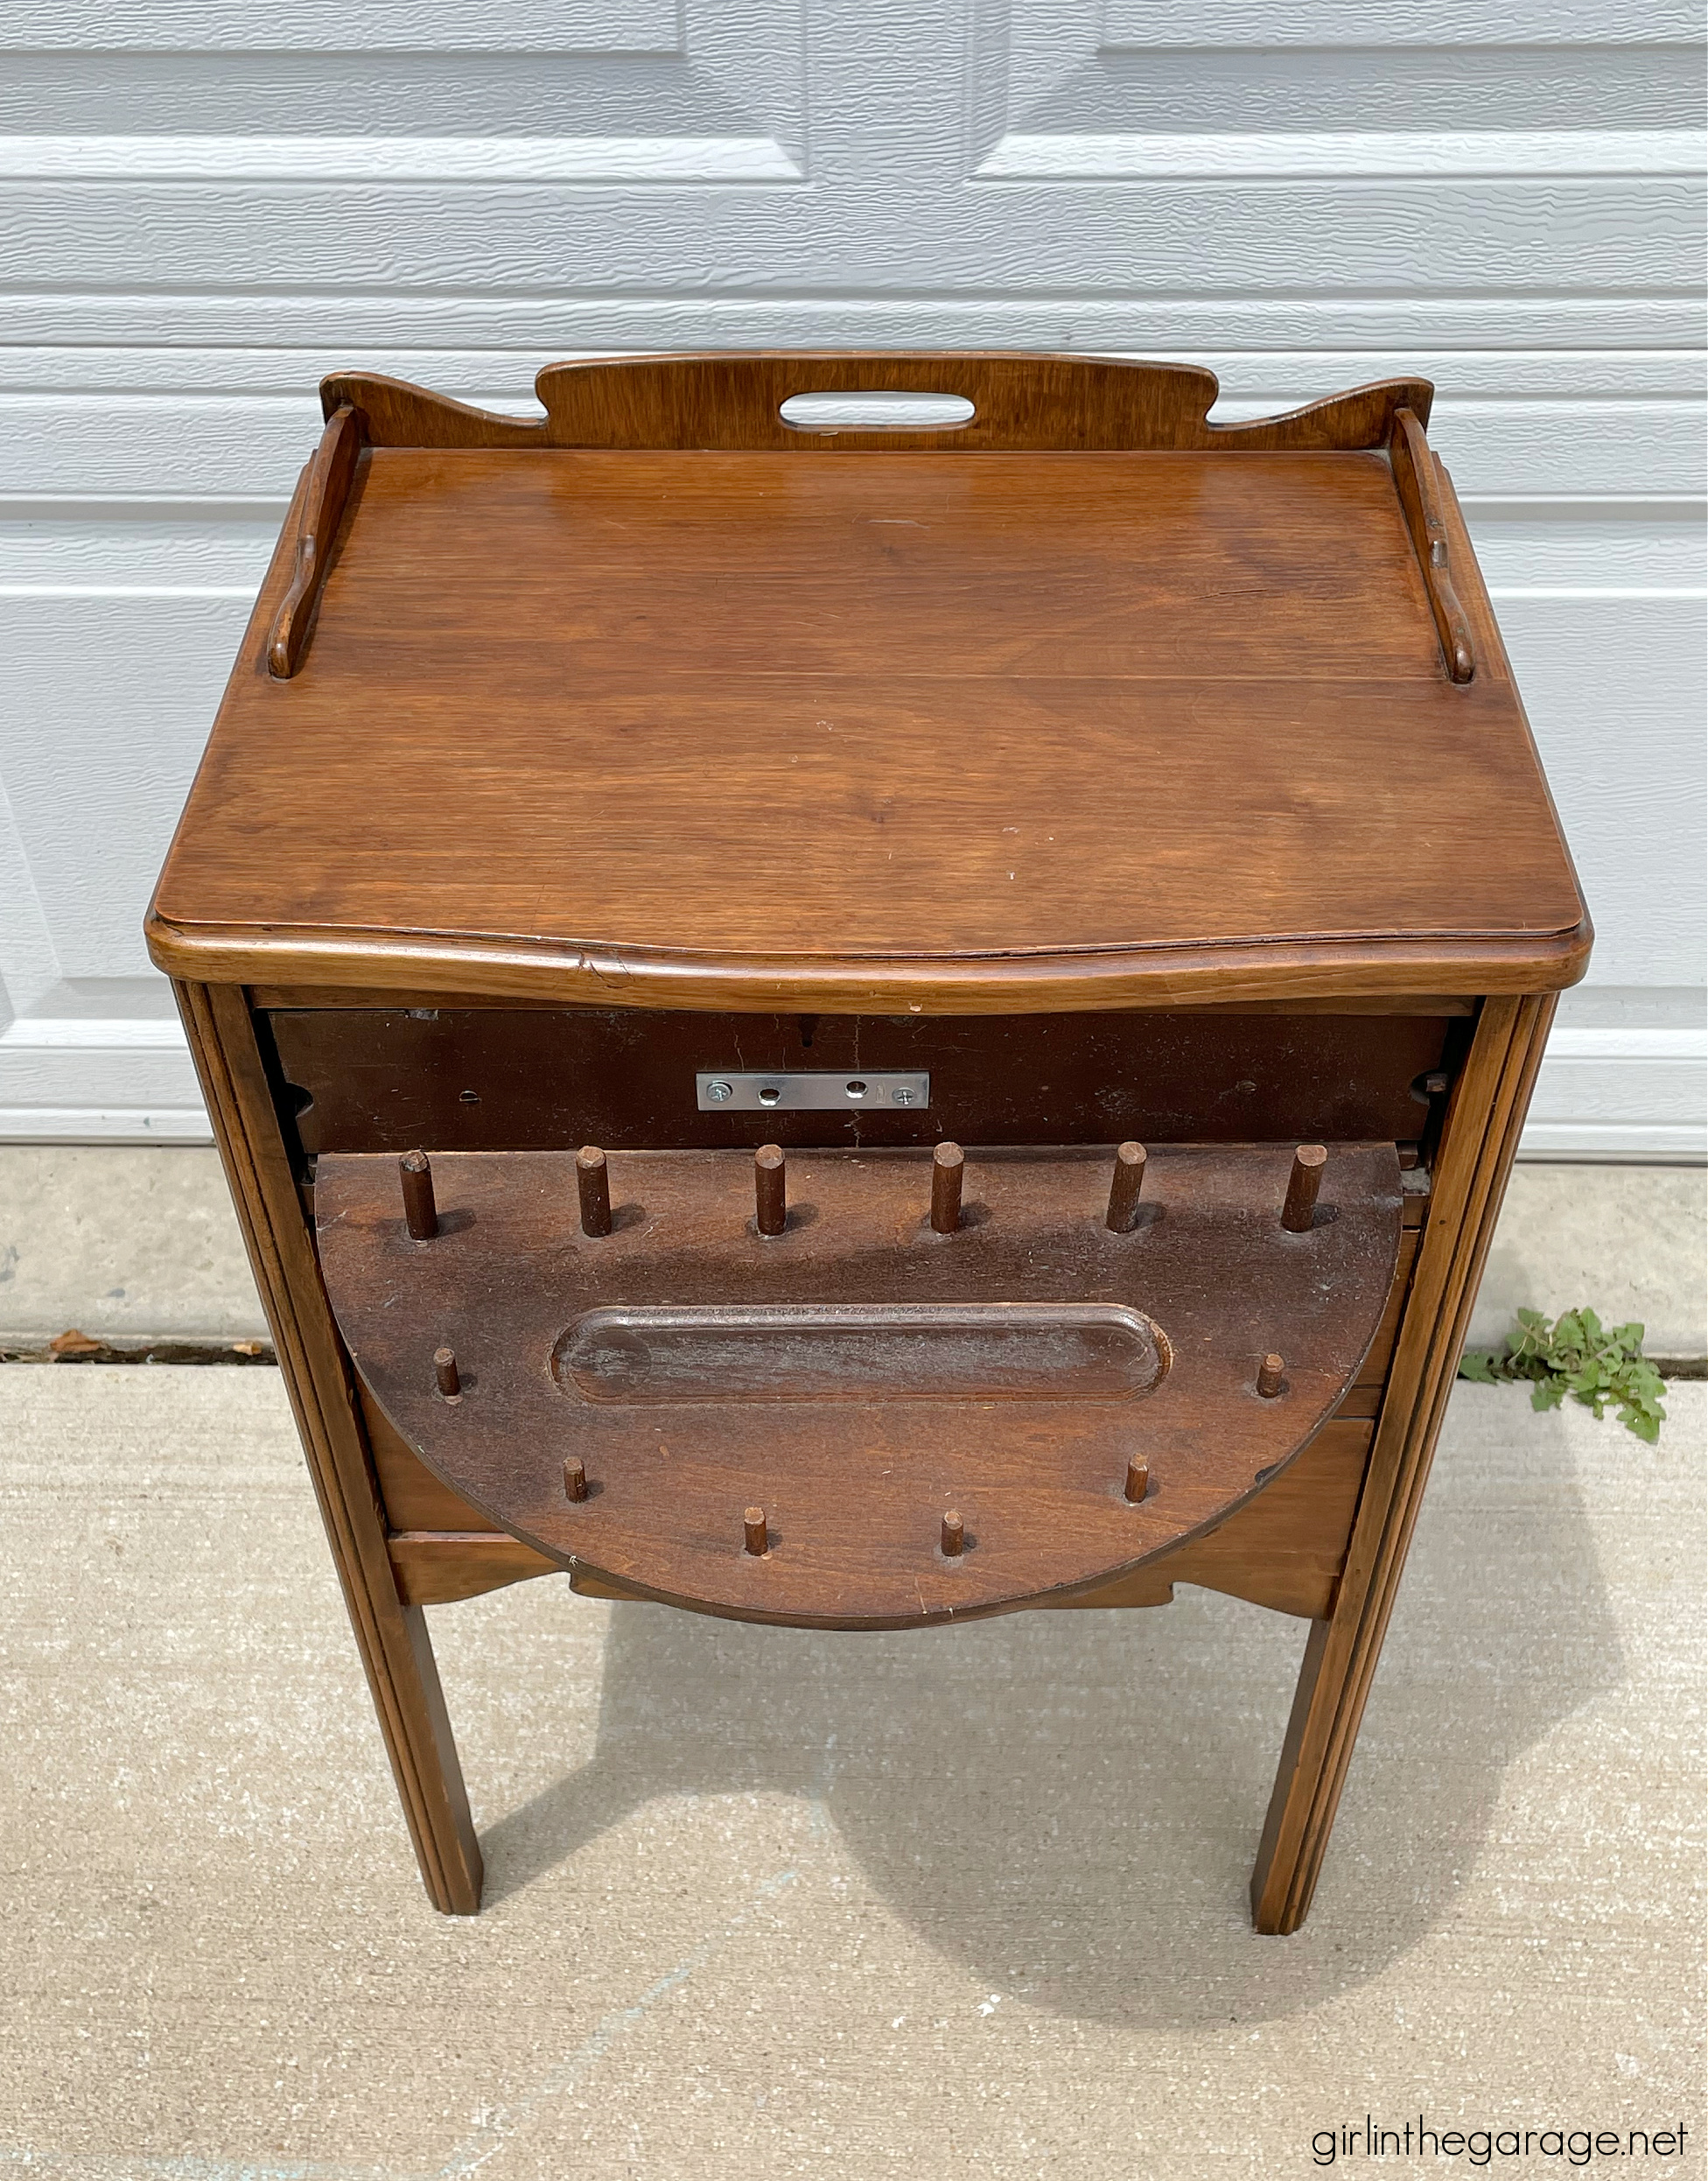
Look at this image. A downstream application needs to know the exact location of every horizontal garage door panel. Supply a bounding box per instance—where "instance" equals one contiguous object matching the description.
[1,0,1702,1152]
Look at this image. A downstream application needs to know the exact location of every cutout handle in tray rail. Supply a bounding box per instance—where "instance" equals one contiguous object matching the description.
[315,1141,1402,1630]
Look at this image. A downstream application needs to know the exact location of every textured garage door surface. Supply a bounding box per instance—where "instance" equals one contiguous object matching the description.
[1,1,1703,1153]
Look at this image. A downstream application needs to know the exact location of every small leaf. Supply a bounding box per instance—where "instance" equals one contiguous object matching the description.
[48,1327,103,1358]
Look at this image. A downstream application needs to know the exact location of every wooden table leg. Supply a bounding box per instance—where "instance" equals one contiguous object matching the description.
[177,980,484,1915]
[1250,993,1556,1933]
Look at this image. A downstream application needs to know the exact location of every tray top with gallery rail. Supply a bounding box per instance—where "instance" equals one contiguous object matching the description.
[144,352,1588,1013]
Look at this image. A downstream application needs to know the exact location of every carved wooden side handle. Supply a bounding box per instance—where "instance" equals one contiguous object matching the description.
[1390,407,1475,684]
[268,403,363,678]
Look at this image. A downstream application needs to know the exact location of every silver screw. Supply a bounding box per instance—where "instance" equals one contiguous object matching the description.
[891,1086,917,1106]
[705,1079,734,1103]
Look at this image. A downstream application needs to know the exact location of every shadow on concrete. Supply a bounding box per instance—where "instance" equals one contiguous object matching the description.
[470,1393,1620,2029]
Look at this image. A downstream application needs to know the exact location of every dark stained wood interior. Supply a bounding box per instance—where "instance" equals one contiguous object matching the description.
[268,1006,1454,1159]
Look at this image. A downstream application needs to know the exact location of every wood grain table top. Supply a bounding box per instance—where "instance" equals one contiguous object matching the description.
[149,406,1588,1010]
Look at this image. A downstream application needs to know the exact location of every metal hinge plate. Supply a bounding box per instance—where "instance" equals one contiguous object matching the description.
[696,1070,930,1112]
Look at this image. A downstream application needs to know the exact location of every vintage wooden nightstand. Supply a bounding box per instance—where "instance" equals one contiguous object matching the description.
[145,353,1588,1931]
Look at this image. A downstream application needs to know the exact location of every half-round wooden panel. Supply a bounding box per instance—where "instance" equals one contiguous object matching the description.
[316,1143,1402,1630]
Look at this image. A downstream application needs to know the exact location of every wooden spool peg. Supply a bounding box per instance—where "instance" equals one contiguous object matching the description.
[399,1149,438,1239]
[1281,1144,1328,1232]
[433,1345,460,1399]
[931,1141,965,1234]
[1106,1140,1147,1232]
[941,1511,966,1558]
[577,1145,612,1238]
[1124,1455,1150,1504]
[744,1506,770,1556]
[755,1145,788,1237]
[1256,1353,1287,1399]
[563,1455,589,1503]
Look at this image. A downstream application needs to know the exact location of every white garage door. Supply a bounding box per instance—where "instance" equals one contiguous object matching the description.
[2,1,1703,1154]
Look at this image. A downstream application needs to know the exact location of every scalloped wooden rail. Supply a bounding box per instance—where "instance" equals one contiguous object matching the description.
[267,403,363,679]
[1390,405,1477,684]
[319,351,1434,453]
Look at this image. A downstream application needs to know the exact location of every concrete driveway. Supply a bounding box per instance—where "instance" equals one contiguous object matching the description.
[1,1364,1699,2178]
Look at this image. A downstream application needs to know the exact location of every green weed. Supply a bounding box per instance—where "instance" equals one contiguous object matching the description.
[1459,1307,1667,1442]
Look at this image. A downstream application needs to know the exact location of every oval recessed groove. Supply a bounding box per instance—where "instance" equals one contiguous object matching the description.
[779,391,976,433]
[553,1301,1169,1406]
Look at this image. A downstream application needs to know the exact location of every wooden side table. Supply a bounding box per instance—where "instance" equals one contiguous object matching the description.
[146,353,1588,1931]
